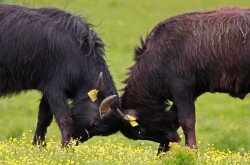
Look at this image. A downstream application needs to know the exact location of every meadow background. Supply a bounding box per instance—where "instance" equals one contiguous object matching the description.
[0,0,249,164]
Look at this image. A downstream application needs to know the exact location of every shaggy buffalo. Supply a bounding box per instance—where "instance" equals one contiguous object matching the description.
[76,8,250,153]
[0,4,119,146]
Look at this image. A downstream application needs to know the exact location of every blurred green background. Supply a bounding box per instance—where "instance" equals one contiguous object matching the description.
[0,0,249,152]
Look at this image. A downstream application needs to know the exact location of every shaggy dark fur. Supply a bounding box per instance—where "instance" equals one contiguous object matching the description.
[0,4,118,146]
[122,7,250,149]
[85,8,250,153]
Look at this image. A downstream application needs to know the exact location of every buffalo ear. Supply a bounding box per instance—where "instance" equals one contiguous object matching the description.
[117,109,138,119]
[118,109,139,127]
[86,72,105,102]
[124,109,138,119]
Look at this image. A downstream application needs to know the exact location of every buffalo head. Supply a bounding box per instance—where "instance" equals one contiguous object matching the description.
[81,97,180,147]
[71,72,119,142]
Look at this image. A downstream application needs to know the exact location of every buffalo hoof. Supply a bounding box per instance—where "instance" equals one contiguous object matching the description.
[32,136,47,147]
[157,143,170,156]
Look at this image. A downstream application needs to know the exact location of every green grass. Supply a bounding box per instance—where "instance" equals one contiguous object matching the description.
[0,0,250,164]
[0,136,249,165]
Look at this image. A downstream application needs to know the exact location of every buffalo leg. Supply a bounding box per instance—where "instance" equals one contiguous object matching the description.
[171,86,197,148]
[44,89,73,147]
[157,104,179,155]
[33,95,53,145]
[157,143,170,156]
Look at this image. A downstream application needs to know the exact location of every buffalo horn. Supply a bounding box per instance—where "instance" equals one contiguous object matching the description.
[99,95,117,118]
[117,108,130,121]
[117,108,125,117]
[96,72,104,90]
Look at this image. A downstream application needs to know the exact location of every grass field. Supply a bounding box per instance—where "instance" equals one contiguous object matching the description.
[0,0,249,164]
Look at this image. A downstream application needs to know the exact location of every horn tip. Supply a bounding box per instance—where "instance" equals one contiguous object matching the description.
[99,72,103,77]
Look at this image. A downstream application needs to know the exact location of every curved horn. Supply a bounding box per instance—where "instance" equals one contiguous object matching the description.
[117,108,125,117]
[117,109,130,121]
[99,95,117,118]
[96,72,104,90]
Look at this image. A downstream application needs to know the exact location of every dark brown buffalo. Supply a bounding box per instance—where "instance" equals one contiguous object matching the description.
[80,8,250,153]
[121,7,250,150]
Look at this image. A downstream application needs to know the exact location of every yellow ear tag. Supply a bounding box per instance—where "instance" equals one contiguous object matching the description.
[87,89,99,102]
[126,115,139,127]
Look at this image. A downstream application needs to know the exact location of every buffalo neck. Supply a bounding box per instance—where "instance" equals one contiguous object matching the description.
[121,60,168,112]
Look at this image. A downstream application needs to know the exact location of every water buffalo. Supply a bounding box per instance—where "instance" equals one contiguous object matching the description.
[0,4,119,146]
[74,8,250,153]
